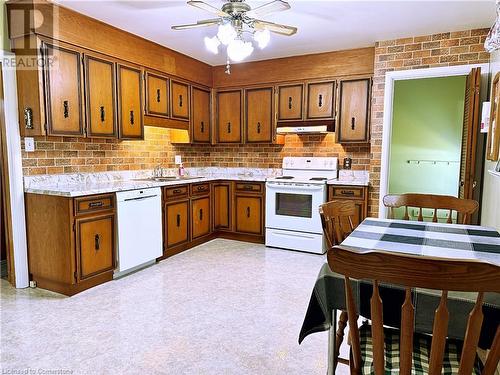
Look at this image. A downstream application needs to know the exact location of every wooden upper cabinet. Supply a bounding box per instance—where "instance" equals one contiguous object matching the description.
[337,78,371,143]
[170,80,190,121]
[278,84,303,121]
[43,41,85,136]
[191,87,211,143]
[246,87,274,143]
[145,71,169,118]
[217,90,242,143]
[306,81,335,120]
[117,64,144,139]
[84,54,117,138]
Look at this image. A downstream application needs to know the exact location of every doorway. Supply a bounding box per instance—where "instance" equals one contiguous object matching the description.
[379,64,488,221]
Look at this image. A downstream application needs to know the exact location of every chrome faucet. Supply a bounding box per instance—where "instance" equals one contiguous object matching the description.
[153,165,163,178]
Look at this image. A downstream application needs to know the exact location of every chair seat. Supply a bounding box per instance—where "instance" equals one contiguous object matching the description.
[359,324,483,374]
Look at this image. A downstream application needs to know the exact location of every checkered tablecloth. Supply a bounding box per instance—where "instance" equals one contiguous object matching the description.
[342,218,500,266]
[299,218,500,349]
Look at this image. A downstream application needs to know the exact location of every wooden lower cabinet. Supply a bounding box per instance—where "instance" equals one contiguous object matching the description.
[25,193,116,296]
[234,195,263,235]
[164,199,190,249]
[327,185,369,229]
[213,181,232,231]
[191,196,211,239]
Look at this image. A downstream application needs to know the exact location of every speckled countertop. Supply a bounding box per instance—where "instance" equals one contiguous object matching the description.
[327,170,370,187]
[24,167,281,197]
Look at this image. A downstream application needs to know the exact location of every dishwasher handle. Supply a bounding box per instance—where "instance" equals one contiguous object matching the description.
[123,194,158,202]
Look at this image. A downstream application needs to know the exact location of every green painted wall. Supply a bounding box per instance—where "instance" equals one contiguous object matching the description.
[389,76,466,216]
[0,0,8,51]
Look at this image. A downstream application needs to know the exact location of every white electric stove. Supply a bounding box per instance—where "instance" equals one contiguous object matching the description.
[265,157,338,254]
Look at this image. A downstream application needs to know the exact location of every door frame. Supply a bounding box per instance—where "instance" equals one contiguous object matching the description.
[0,51,29,287]
[378,63,489,219]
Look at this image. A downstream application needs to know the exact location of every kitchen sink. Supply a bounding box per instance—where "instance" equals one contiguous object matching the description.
[134,176,204,182]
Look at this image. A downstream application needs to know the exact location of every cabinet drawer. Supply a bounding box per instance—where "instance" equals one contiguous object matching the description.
[75,194,114,215]
[164,185,189,200]
[235,182,263,193]
[190,182,210,196]
[330,186,365,199]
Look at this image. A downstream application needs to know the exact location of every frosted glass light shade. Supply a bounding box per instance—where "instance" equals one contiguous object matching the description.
[217,23,237,46]
[227,39,254,62]
[204,36,220,54]
[254,29,270,49]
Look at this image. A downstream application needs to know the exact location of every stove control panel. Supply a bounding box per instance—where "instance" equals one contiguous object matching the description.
[282,157,338,171]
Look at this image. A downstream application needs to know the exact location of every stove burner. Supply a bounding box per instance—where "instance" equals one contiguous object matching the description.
[276,176,294,180]
[310,177,328,181]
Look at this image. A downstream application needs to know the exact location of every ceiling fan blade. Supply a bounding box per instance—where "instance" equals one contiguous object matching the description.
[253,20,297,36]
[187,1,230,18]
[245,0,290,18]
[172,18,221,30]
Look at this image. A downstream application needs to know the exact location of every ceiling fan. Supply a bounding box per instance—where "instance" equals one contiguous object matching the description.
[172,0,297,72]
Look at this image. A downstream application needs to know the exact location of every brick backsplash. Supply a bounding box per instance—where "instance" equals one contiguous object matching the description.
[369,28,490,217]
[21,128,370,175]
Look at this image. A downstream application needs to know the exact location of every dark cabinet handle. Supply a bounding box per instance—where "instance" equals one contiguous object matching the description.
[173,189,182,194]
[247,207,251,218]
[199,208,203,221]
[288,97,292,110]
[24,107,34,129]
[257,122,261,134]
[94,234,100,251]
[100,106,105,122]
[243,185,254,191]
[341,190,355,196]
[130,110,134,126]
[351,117,355,130]
[156,89,161,103]
[318,94,323,108]
[176,214,181,227]
[197,186,205,191]
[200,121,204,133]
[63,100,69,118]
[89,201,104,208]
[179,94,183,107]
[227,122,231,134]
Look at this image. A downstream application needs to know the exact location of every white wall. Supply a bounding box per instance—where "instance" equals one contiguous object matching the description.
[481,50,500,231]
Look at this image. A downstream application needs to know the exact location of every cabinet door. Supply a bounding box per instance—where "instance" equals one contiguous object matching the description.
[306,81,335,120]
[43,42,84,136]
[117,64,144,139]
[165,200,190,248]
[217,90,242,143]
[191,196,211,239]
[213,182,231,231]
[337,78,371,143]
[278,84,303,121]
[171,80,190,121]
[235,195,262,235]
[84,55,117,138]
[192,87,211,143]
[246,87,273,143]
[146,72,169,118]
[76,214,115,280]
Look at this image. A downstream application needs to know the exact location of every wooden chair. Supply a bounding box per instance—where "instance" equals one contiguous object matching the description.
[319,200,359,370]
[328,245,500,375]
[383,193,478,224]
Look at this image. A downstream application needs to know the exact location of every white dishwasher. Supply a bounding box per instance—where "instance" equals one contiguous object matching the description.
[115,188,163,278]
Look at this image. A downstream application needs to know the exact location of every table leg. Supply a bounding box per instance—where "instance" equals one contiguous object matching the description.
[327,309,337,375]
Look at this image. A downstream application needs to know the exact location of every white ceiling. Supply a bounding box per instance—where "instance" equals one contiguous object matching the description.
[57,0,496,66]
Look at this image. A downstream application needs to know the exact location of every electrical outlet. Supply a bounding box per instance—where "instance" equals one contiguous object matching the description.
[175,155,182,165]
[25,137,35,152]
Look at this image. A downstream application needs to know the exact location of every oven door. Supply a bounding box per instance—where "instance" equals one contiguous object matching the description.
[265,182,326,234]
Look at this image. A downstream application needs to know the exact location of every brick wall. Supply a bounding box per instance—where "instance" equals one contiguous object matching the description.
[369,28,490,217]
[21,130,370,175]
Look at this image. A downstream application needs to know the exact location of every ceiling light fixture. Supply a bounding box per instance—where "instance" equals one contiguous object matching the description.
[172,0,297,74]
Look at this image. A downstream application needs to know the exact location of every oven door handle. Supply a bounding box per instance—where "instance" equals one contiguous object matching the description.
[265,182,325,191]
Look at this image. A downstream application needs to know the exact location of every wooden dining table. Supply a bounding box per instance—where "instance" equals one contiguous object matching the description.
[299,218,500,374]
